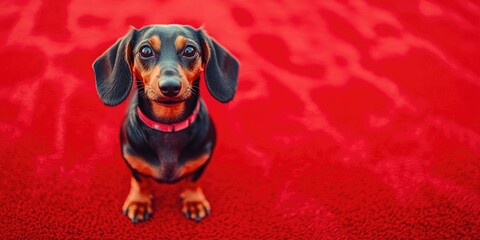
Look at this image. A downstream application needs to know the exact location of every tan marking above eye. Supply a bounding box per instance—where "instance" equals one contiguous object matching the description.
[175,35,187,51]
[149,36,161,51]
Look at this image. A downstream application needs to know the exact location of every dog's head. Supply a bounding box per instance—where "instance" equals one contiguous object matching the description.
[93,25,239,106]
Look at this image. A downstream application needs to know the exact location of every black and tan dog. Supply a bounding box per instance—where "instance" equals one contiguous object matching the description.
[93,24,239,222]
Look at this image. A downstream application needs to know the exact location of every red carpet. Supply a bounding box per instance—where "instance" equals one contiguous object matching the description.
[1,0,479,238]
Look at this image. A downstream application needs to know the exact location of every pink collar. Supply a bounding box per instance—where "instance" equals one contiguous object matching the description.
[137,101,201,132]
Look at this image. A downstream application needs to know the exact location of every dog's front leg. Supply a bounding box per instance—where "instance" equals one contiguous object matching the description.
[180,177,211,221]
[122,176,153,223]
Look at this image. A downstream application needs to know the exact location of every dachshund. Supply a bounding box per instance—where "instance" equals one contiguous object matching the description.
[93,24,239,222]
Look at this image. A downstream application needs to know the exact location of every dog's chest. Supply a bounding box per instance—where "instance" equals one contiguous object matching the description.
[143,133,190,177]
[131,130,208,182]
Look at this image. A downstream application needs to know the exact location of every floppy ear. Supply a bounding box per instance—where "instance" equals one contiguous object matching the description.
[198,29,239,103]
[93,29,136,106]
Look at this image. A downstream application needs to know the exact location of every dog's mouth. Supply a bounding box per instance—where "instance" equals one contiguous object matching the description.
[144,84,194,106]
[152,92,194,106]
[145,88,188,105]
[153,98,184,105]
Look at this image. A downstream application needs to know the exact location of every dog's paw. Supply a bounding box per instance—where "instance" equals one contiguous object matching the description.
[122,195,153,223]
[180,187,211,222]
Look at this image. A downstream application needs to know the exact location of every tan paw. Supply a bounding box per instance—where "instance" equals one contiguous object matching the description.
[122,198,153,223]
[180,187,211,222]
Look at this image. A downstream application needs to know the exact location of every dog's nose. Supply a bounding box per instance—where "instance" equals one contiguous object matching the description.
[159,80,181,97]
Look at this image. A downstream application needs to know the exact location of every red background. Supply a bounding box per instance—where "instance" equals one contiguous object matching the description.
[1,0,479,238]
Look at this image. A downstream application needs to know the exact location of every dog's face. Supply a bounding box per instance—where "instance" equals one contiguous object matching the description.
[133,26,204,104]
[93,24,239,106]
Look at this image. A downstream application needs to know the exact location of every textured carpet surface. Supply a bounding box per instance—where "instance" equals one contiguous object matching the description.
[1,0,480,239]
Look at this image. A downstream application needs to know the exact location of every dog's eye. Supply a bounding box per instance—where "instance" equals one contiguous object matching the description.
[139,46,154,58]
[183,46,197,58]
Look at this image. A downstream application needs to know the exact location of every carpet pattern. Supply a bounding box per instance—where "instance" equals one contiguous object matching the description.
[1,0,479,238]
